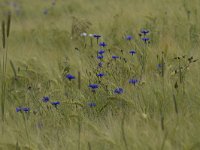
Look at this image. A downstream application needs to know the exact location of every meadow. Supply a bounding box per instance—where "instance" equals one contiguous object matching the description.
[0,0,200,149]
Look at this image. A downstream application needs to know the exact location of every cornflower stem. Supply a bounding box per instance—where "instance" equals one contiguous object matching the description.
[97,38,99,44]
[84,37,87,48]
[128,40,133,49]
[90,37,93,47]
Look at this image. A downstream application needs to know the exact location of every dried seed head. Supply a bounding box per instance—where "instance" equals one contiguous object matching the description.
[7,12,11,38]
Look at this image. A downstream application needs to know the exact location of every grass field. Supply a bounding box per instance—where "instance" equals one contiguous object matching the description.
[0,0,200,149]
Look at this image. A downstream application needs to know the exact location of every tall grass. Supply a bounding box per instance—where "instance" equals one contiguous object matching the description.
[0,0,200,149]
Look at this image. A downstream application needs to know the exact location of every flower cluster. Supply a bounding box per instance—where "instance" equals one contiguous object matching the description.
[140,29,150,44]
[16,107,30,113]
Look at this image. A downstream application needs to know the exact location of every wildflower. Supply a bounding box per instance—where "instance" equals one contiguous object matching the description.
[89,34,93,37]
[99,42,107,47]
[80,32,87,37]
[51,101,60,107]
[16,107,21,112]
[22,107,30,112]
[97,73,105,77]
[93,34,101,39]
[66,74,75,80]
[42,96,50,102]
[89,84,99,89]
[88,102,97,107]
[16,107,30,112]
[98,50,105,55]
[129,79,138,85]
[112,56,119,60]
[129,50,136,55]
[126,35,133,40]
[142,37,150,43]
[97,55,103,59]
[114,88,124,94]
[140,29,149,35]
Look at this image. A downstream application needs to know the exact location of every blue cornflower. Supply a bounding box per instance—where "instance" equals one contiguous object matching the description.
[98,50,105,55]
[88,102,97,107]
[140,29,149,35]
[112,56,119,60]
[98,62,103,67]
[97,73,105,77]
[129,79,139,85]
[66,74,75,80]
[16,107,21,112]
[89,84,99,89]
[99,42,107,47]
[16,107,30,112]
[129,50,136,55]
[114,88,124,94]
[93,34,101,39]
[97,55,103,59]
[126,35,133,40]
[42,96,49,102]
[22,107,30,112]
[142,37,150,43]
[51,101,60,107]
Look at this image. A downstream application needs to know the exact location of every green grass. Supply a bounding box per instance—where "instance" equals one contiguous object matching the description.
[0,0,200,149]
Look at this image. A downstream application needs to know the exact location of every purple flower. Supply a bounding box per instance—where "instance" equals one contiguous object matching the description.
[16,107,30,112]
[112,56,119,60]
[16,107,21,112]
[129,50,136,55]
[99,42,107,47]
[140,29,149,35]
[114,88,124,94]
[129,79,138,85]
[66,74,75,80]
[89,84,99,89]
[142,37,150,43]
[97,73,105,77]
[93,34,101,39]
[97,55,104,59]
[22,107,30,112]
[51,101,60,107]
[98,50,105,55]
[88,102,96,107]
[126,35,133,40]
[42,96,49,102]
